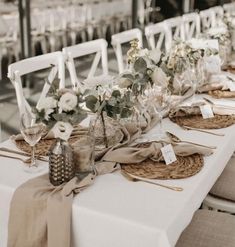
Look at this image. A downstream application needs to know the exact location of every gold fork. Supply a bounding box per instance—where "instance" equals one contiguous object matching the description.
[121,171,183,192]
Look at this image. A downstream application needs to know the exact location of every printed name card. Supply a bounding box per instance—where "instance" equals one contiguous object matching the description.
[227,80,235,92]
[200,105,214,119]
[161,144,177,165]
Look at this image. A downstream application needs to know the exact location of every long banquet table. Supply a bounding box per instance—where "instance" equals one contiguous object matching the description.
[1,108,235,247]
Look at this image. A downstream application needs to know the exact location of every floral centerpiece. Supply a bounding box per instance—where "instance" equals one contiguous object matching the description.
[204,27,231,65]
[159,39,218,95]
[34,79,87,141]
[223,12,235,51]
[83,76,134,148]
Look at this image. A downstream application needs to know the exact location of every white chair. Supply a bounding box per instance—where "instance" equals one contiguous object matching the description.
[200,9,215,32]
[210,6,224,27]
[0,14,19,80]
[111,28,143,74]
[183,12,201,40]
[164,16,185,49]
[63,39,108,88]
[203,156,235,214]
[8,51,65,116]
[145,22,171,52]
[223,2,235,14]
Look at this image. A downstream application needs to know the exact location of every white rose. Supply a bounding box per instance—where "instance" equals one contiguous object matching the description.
[52,121,73,141]
[36,97,57,111]
[151,67,169,87]
[58,92,78,112]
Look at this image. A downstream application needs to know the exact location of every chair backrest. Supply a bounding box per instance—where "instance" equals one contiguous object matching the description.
[210,6,224,27]
[111,28,143,74]
[164,16,185,49]
[223,3,235,14]
[145,22,171,52]
[200,9,215,32]
[63,39,108,88]
[183,12,201,40]
[8,51,65,116]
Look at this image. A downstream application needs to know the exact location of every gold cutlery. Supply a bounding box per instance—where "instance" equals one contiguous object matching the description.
[0,147,48,162]
[203,97,235,110]
[0,153,37,164]
[121,171,183,191]
[166,132,217,149]
[182,125,225,137]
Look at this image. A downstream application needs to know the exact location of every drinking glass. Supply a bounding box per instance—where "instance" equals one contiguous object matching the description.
[189,59,205,104]
[20,113,45,172]
[73,135,96,178]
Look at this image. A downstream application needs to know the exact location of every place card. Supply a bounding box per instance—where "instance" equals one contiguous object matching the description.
[227,80,235,92]
[161,144,177,165]
[200,105,214,119]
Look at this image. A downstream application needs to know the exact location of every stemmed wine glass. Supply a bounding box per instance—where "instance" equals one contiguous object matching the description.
[189,58,205,104]
[152,85,171,138]
[20,113,45,173]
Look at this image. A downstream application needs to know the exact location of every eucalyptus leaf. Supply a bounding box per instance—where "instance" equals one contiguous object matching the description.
[134,57,147,73]
[85,95,98,112]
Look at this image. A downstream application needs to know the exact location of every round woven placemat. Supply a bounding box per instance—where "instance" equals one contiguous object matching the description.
[121,154,203,179]
[170,114,235,129]
[121,142,204,179]
[208,90,235,99]
[15,136,82,156]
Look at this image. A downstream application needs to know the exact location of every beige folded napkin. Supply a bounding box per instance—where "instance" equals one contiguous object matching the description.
[7,173,95,247]
[169,103,235,117]
[101,138,212,165]
[198,73,235,94]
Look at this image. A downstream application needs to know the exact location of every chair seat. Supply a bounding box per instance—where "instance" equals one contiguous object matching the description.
[210,156,235,202]
[176,210,235,247]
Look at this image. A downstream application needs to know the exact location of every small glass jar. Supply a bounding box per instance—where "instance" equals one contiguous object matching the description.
[73,135,95,176]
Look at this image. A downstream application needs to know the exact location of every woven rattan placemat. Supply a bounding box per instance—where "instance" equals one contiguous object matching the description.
[208,90,235,99]
[170,114,235,129]
[121,153,204,179]
[15,136,82,156]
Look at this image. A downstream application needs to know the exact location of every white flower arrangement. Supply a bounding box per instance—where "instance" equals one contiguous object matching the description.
[34,80,87,140]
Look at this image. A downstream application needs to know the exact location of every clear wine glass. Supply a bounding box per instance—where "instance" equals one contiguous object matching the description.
[189,59,205,104]
[20,113,45,173]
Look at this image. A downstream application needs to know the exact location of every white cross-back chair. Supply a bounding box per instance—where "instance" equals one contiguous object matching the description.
[145,21,171,52]
[183,12,201,40]
[210,6,224,27]
[63,39,108,88]
[200,9,215,32]
[111,28,143,74]
[8,51,65,117]
[164,16,185,49]
[223,2,235,14]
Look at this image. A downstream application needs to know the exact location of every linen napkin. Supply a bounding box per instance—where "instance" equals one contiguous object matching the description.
[198,72,235,96]
[100,137,213,165]
[7,173,95,247]
[169,103,235,117]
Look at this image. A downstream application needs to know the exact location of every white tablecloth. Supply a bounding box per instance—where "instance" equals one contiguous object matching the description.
[1,117,235,247]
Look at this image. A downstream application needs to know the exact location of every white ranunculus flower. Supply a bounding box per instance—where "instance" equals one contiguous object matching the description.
[52,121,73,141]
[58,92,78,112]
[36,97,57,111]
[151,67,169,87]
